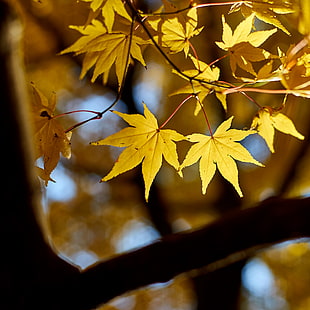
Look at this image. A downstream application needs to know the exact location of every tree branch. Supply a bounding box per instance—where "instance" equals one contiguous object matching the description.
[31,196,310,310]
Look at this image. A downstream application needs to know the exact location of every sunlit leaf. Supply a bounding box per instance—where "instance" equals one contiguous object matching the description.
[179,117,263,197]
[170,55,226,111]
[161,7,203,56]
[81,0,131,32]
[229,0,294,35]
[91,103,185,201]
[216,14,277,77]
[100,0,131,32]
[61,19,149,87]
[239,60,282,83]
[251,108,304,153]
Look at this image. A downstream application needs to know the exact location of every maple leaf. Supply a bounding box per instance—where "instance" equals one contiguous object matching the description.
[179,117,263,197]
[229,0,294,35]
[60,19,149,87]
[31,84,71,185]
[91,104,185,201]
[216,14,277,77]
[238,60,282,83]
[176,54,221,82]
[160,7,203,56]
[81,0,104,11]
[170,55,227,112]
[81,0,131,32]
[251,108,304,153]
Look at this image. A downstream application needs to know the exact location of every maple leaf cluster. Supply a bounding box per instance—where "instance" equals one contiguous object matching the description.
[60,19,149,88]
[91,105,263,201]
[31,0,310,200]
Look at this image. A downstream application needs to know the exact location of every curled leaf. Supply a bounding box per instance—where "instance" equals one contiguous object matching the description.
[216,14,277,77]
[31,84,71,185]
[251,108,304,153]
[229,0,294,35]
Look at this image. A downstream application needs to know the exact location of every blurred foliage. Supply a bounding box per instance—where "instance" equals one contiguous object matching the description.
[263,242,310,310]
[7,0,310,309]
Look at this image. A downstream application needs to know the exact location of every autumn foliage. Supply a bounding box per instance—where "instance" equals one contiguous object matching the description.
[31,0,309,201]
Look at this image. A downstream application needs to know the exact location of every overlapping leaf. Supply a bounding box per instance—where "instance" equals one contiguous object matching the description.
[251,108,304,152]
[229,0,294,35]
[216,14,277,77]
[81,0,131,32]
[179,117,263,197]
[91,104,185,201]
[170,55,227,112]
[280,43,310,97]
[60,19,149,87]
[31,84,71,185]
[161,8,203,56]
[147,7,203,56]
[238,60,282,83]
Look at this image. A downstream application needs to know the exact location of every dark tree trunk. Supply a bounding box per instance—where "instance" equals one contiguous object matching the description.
[0,2,79,308]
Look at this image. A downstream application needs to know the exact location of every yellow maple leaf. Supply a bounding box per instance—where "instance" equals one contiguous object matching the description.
[170,55,227,112]
[81,0,104,11]
[179,117,263,197]
[160,7,203,56]
[251,108,304,153]
[216,14,277,77]
[238,60,282,83]
[60,19,149,87]
[31,84,71,185]
[176,54,221,82]
[91,104,185,201]
[81,0,131,32]
[229,0,294,35]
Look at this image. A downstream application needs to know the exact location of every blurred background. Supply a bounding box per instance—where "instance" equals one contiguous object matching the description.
[8,0,310,309]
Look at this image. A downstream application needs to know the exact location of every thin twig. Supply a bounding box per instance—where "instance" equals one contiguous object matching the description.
[159,94,194,129]
[224,87,310,96]
[141,1,242,16]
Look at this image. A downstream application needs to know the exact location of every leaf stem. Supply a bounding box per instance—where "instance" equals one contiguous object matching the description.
[189,81,213,136]
[140,1,242,16]
[194,1,243,10]
[195,94,213,137]
[65,113,103,133]
[188,40,201,71]
[217,80,262,109]
[53,109,102,119]
[223,87,309,96]
[208,54,229,67]
[159,94,193,129]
